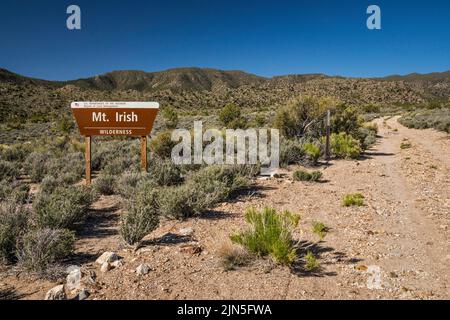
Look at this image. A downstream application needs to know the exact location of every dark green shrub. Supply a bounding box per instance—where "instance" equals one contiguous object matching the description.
[312,221,327,239]
[293,170,323,182]
[33,186,94,229]
[305,251,320,271]
[0,160,20,182]
[0,201,29,263]
[230,207,300,266]
[219,103,246,129]
[0,144,31,162]
[150,131,176,159]
[148,159,183,186]
[331,105,361,135]
[16,228,75,272]
[120,190,159,245]
[280,139,305,166]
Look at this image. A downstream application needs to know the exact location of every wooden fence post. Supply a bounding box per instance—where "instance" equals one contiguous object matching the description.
[141,136,147,172]
[325,110,331,162]
[85,136,92,185]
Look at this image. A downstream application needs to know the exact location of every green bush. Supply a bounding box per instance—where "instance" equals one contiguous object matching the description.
[219,103,246,129]
[312,221,327,239]
[162,106,179,129]
[120,190,159,245]
[331,105,361,135]
[293,170,322,182]
[305,251,320,271]
[148,159,183,186]
[24,152,49,183]
[274,97,329,138]
[16,228,75,273]
[279,139,305,166]
[303,143,321,164]
[0,201,29,263]
[400,141,412,149]
[230,207,300,266]
[329,133,361,159]
[94,174,116,195]
[342,193,365,207]
[0,144,31,163]
[150,131,176,159]
[33,186,94,229]
[399,108,450,133]
[159,165,254,219]
[0,160,20,182]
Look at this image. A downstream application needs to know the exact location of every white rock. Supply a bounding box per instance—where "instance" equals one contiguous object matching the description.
[75,288,90,301]
[111,260,124,268]
[366,265,383,290]
[136,264,150,276]
[95,251,118,265]
[66,265,80,274]
[45,285,66,300]
[100,262,111,273]
[179,227,193,236]
[66,269,82,291]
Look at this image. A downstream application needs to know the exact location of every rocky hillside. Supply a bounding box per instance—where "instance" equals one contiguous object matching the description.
[1,67,450,123]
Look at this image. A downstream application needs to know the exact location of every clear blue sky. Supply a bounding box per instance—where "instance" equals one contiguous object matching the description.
[1,0,450,80]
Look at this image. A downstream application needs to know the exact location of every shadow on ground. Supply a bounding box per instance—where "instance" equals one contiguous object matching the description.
[291,240,362,277]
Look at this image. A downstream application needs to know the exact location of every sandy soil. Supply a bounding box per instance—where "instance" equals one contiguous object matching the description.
[1,116,449,300]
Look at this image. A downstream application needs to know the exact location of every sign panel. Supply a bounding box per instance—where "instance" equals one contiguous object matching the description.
[71,102,159,136]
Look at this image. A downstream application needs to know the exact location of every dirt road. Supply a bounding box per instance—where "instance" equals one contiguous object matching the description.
[2,116,449,300]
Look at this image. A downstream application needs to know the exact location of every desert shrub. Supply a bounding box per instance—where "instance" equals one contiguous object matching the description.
[219,103,246,129]
[33,186,94,229]
[148,159,183,186]
[0,180,12,202]
[0,160,20,182]
[293,170,322,182]
[0,144,31,163]
[342,193,365,207]
[356,126,377,150]
[92,140,138,171]
[279,139,305,166]
[230,207,300,266]
[302,143,321,164]
[275,97,330,138]
[16,228,75,273]
[150,131,176,159]
[120,190,159,245]
[331,105,361,135]
[159,165,254,219]
[115,172,149,197]
[312,221,327,239]
[399,108,450,133]
[0,201,29,263]
[400,141,412,149]
[94,174,116,195]
[162,106,179,129]
[305,251,320,271]
[39,176,63,194]
[329,133,361,159]
[24,152,49,182]
[362,104,381,114]
[216,239,250,271]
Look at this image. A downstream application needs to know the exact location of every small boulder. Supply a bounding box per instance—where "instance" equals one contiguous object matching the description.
[96,251,119,265]
[45,285,66,300]
[66,265,80,274]
[111,260,124,268]
[100,262,111,273]
[136,264,151,276]
[66,269,82,291]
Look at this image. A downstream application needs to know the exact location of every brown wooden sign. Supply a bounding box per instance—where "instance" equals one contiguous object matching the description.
[71,102,159,136]
[71,102,160,184]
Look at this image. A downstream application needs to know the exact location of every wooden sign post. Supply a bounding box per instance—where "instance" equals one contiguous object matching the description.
[71,102,160,185]
[325,109,331,162]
